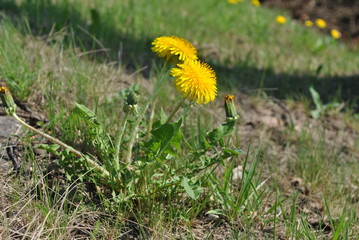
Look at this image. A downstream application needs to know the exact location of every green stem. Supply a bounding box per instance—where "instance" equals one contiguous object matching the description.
[12,112,113,181]
[114,113,129,169]
[147,98,157,138]
[164,96,187,124]
[125,124,138,163]
[125,63,170,163]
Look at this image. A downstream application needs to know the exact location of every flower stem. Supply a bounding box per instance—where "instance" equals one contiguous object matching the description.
[124,124,138,163]
[165,96,187,124]
[114,113,129,169]
[125,63,169,163]
[147,98,157,138]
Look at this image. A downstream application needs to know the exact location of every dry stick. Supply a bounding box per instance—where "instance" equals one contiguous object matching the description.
[11,112,113,180]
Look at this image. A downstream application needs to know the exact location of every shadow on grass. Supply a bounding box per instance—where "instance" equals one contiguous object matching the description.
[1,0,358,110]
[0,0,155,70]
[213,63,359,110]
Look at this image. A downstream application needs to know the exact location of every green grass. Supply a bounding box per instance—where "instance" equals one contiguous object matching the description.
[1,0,359,102]
[0,0,358,239]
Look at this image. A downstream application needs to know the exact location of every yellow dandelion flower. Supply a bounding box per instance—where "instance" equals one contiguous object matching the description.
[251,0,261,6]
[276,15,286,24]
[171,60,217,104]
[0,86,8,94]
[228,0,243,4]
[304,20,313,27]
[330,29,341,39]
[315,18,327,29]
[151,36,198,62]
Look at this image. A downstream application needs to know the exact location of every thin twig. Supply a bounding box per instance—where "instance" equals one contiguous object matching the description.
[6,145,20,172]
[11,112,114,181]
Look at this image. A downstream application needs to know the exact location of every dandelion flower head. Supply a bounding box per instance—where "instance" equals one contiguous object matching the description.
[171,60,217,104]
[304,20,313,27]
[228,0,243,4]
[151,36,198,62]
[330,29,341,39]
[0,86,8,94]
[251,0,261,6]
[315,18,327,28]
[276,15,286,24]
[225,94,235,103]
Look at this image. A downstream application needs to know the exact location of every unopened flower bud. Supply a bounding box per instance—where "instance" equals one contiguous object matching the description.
[123,91,139,114]
[0,86,17,115]
[126,91,139,106]
[123,103,138,114]
[224,94,239,122]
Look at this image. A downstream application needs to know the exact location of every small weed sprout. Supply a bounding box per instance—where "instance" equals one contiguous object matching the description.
[309,86,341,119]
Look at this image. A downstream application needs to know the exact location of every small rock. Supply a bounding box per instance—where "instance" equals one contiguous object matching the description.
[260,116,281,128]
[291,177,310,195]
[232,165,243,181]
[0,116,21,140]
[34,148,49,158]
[206,214,219,221]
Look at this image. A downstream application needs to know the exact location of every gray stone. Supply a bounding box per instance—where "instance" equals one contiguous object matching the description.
[0,116,22,167]
[0,116,21,140]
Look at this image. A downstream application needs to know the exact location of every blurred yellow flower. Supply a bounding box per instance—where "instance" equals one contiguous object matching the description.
[251,0,261,7]
[330,29,341,39]
[276,15,286,24]
[151,36,198,62]
[171,60,217,104]
[0,86,8,94]
[315,18,327,29]
[228,0,243,4]
[304,20,313,27]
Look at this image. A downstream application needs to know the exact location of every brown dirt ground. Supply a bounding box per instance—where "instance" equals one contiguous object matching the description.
[262,0,359,45]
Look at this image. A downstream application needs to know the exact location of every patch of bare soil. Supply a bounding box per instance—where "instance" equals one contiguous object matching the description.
[237,93,358,156]
[262,0,359,45]
[233,93,358,238]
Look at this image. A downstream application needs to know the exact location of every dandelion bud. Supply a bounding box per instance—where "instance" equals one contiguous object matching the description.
[126,91,139,106]
[123,91,139,114]
[224,94,239,122]
[0,86,17,115]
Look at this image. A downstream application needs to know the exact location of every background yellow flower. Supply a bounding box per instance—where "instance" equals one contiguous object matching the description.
[330,29,341,39]
[305,20,313,27]
[276,15,286,24]
[151,36,198,62]
[171,60,217,104]
[315,18,327,28]
[251,0,261,7]
[228,0,243,4]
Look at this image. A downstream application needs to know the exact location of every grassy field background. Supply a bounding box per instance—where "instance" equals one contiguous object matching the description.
[0,0,358,239]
